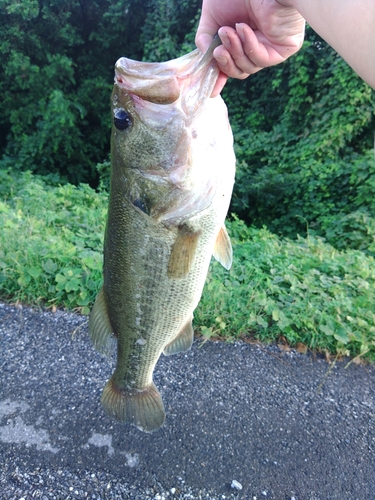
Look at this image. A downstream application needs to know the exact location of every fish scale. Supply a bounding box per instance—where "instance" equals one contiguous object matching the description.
[89,36,235,432]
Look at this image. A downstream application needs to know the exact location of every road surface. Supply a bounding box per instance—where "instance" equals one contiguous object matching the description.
[1,303,374,499]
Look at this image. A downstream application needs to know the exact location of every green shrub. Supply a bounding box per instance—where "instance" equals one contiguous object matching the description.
[0,0,201,184]
[226,30,375,241]
[1,171,374,360]
[0,170,107,313]
[196,217,375,360]
[318,210,375,256]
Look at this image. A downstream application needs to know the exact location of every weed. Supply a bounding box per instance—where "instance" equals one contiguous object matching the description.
[195,217,375,360]
[1,171,374,360]
[0,170,106,314]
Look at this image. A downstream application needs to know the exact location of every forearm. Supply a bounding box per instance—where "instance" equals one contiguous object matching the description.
[279,0,375,88]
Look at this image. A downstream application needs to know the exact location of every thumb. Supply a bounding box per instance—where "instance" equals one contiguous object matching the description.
[195,32,215,53]
[195,10,220,53]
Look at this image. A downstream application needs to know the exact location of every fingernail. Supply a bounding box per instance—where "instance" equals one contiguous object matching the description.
[236,23,245,42]
[218,29,231,48]
[215,55,228,66]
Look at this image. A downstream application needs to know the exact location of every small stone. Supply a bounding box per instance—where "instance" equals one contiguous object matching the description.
[231,480,243,490]
[170,488,176,494]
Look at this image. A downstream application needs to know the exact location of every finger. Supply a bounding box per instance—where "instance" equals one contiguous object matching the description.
[217,27,262,77]
[214,45,255,79]
[210,72,229,98]
[236,22,305,66]
[235,23,286,67]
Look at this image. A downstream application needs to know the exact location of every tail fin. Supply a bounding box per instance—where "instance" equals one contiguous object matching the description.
[101,378,165,433]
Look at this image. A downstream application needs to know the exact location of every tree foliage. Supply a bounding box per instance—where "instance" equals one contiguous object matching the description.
[226,29,375,245]
[0,0,199,183]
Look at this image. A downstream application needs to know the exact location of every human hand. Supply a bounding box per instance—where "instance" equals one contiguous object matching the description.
[195,0,305,95]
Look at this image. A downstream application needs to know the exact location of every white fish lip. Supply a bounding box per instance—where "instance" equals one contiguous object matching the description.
[114,35,222,111]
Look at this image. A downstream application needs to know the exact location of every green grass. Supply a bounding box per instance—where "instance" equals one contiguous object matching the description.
[1,169,374,361]
[0,169,105,313]
[196,217,375,360]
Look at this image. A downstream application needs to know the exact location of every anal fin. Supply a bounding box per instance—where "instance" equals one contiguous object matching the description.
[163,318,194,356]
[88,287,116,357]
[168,226,201,279]
[213,224,232,270]
[101,378,165,433]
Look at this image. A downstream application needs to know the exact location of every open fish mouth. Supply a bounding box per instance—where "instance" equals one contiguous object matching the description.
[114,35,222,107]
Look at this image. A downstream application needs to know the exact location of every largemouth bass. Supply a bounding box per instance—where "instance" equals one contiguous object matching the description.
[89,37,236,432]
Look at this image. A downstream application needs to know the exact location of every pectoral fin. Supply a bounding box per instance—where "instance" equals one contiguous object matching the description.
[163,318,194,356]
[213,225,232,270]
[88,287,116,357]
[167,226,201,279]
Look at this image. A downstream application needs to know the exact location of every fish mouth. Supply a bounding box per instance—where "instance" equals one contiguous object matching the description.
[115,35,222,107]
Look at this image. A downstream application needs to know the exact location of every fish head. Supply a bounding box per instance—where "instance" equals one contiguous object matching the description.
[110,37,235,223]
[114,36,221,114]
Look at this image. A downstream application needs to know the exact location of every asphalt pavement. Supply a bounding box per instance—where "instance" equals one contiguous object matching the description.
[1,302,374,500]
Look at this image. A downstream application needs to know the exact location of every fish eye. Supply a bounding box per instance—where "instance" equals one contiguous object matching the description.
[114,108,131,131]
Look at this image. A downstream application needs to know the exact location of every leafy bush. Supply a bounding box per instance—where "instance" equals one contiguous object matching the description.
[0,170,106,313]
[0,0,201,184]
[195,217,375,361]
[318,210,375,256]
[1,171,374,360]
[226,29,375,241]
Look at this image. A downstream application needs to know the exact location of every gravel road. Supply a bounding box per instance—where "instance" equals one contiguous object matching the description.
[1,302,374,500]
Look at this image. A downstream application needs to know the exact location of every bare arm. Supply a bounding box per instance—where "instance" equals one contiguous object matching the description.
[281,0,375,89]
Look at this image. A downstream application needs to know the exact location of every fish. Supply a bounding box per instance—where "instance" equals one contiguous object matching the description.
[88,36,236,433]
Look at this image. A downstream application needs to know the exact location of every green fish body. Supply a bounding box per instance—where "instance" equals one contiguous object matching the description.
[89,40,235,432]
